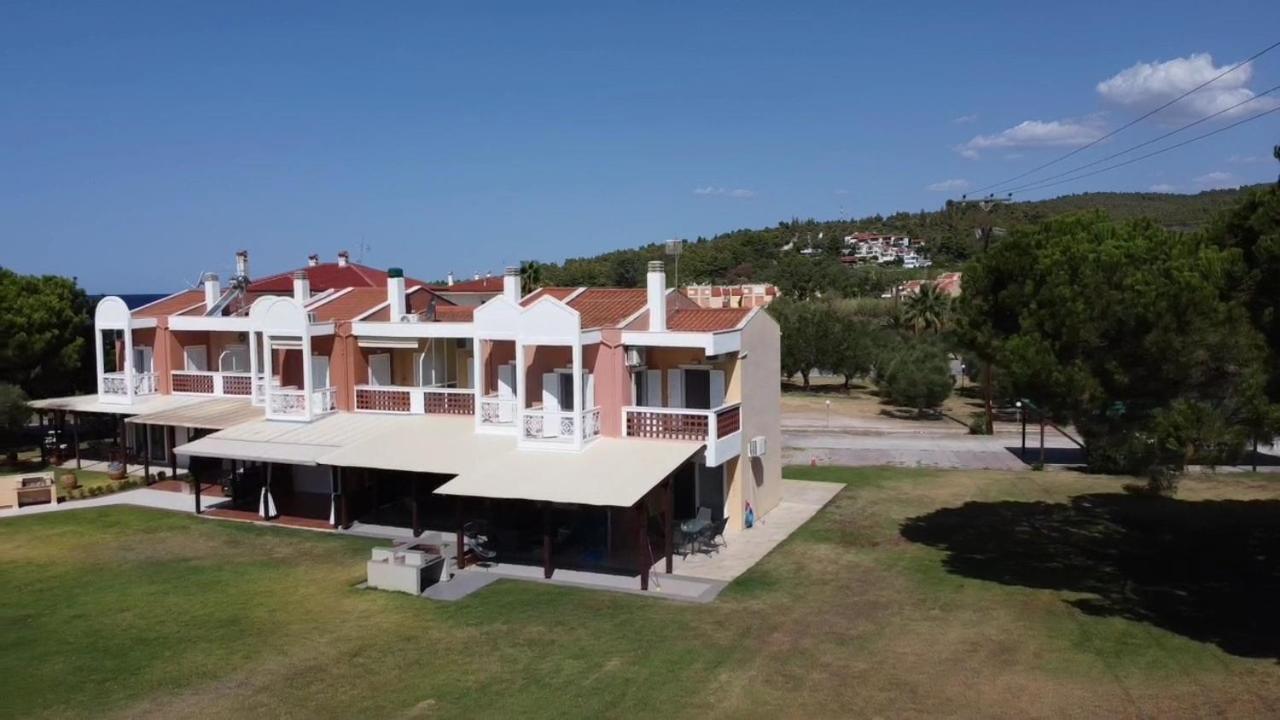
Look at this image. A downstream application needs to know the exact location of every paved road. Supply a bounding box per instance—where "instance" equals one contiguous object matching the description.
[783,428,1084,470]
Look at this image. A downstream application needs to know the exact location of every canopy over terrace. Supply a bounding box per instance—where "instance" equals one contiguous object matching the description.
[125,398,264,431]
[29,393,204,416]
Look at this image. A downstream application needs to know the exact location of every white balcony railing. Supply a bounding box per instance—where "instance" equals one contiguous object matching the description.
[479,396,517,427]
[622,403,742,465]
[355,385,477,415]
[522,407,603,445]
[266,386,336,419]
[101,371,158,398]
[171,370,254,397]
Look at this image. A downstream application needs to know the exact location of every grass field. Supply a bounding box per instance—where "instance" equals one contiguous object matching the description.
[4,466,1280,718]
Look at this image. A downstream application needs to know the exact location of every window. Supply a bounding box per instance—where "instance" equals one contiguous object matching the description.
[218,345,249,372]
[368,354,391,386]
[415,339,459,387]
[183,345,207,372]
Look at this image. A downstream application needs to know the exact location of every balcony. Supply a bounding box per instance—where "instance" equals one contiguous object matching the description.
[622,403,742,465]
[267,387,337,419]
[478,395,517,428]
[101,371,158,400]
[171,370,255,397]
[354,385,477,416]
[521,407,602,445]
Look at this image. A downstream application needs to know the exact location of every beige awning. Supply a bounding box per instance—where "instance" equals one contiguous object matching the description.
[434,438,701,507]
[314,415,511,475]
[175,412,412,466]
[126,398,264,430]
[27,393,204,416]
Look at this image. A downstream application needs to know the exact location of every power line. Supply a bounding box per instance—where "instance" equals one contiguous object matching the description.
[1005,104,1280,196]
[998,84,1280,194]
[971,38,1280,194]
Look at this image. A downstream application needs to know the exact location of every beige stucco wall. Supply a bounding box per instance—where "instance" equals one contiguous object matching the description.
[724,310,782,531]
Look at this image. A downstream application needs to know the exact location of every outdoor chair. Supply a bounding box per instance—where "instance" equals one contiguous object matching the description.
[701,518,730,553]
[695,507,712,524]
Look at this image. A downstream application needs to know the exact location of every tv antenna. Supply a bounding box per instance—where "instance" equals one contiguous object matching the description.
[665,239,684,289]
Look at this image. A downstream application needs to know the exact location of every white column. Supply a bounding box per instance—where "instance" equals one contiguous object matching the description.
[122,327,135,404]
[571,340,583,450]
[262,333,274,418]
[301,329,314,421]
[95,327,105,396]
[514,341,526,443]
[248,329,260,405]
[473,338,485,431]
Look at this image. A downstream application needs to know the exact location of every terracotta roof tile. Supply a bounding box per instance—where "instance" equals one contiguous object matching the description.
[247,262,431,293]
[307,288,388,322]
[521,287,577,306]
[567,288,648,329]
[666,308,751,332]
[362,287,465,321]
[433,276,504,292]
[132,291,206,318]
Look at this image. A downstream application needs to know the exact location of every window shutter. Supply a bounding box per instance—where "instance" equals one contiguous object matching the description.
[667,369,684,409]
[645,369,662,406]
[542,373,560,412]
[710,369,726,408]
[412,352,424,386]
[583,372,595,409]
[497,364,515,399]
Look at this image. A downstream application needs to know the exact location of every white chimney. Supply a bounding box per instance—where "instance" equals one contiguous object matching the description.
[473,272,481,281]
[337,250,350,267]
[203,273,221,310]
[234,250,249,279]
[387,267,406,320]
[446,271,455,287]
[647,261,667,332]
[307,254,319,267]
[503,266,520,303]
[292,271,310,303]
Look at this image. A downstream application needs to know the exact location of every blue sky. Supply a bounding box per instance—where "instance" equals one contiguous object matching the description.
[3,1,1278,292]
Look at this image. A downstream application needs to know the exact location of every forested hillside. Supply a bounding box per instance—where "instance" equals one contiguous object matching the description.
[533,184,1268,298]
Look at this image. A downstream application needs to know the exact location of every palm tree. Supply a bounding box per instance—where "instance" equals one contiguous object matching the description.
[903,282,950,335]
[519,260,544,296]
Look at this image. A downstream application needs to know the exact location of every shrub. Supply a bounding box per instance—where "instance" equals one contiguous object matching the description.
[968,413,992,435]
[880,342,954,415]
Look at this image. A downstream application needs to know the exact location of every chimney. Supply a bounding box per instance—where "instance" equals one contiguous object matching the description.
[473,272,481,281]
[446,271,455,287]
[337,250,350,267]
[234,250,249,279]
[292,271,310,303]
[503,266,520,303]
[646,261,667,332]
[387,267,406,320]
[307,254,319,267]
[203,273,221,310]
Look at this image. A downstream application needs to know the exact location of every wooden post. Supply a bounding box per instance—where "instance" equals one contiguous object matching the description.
[72,413,81,470]
[1039,416,1046,466]
[167,426,177,478]
[636,502,649,591]
[455,496,466,570]
[264,463,274,519]
[545,504,555,576]
[192,464,202,514]
[664,477,674,574]
[118,416,127,459]
[142,424,151,482]
[411,478,422,538]
[338,468,351,529]
[38,412,47,464]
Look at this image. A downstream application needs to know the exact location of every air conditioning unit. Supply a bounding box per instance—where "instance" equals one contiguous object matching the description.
[748,436,767,458]
[625,347,646,367]
[400,314,421,323]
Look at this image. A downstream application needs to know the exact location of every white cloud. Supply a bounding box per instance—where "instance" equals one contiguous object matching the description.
[956,118,1106,158]
[1096,53,1278,121]
[1194,171,1238,189]
[952,113,979,124]
[692,186,756,198]
[1148,183,1178,193]
[926,178,970,192]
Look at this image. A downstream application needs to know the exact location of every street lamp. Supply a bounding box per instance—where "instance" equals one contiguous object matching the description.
[1015,400,1026,460]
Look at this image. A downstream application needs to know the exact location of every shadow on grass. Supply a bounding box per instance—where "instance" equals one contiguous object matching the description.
[900,493,1280,660]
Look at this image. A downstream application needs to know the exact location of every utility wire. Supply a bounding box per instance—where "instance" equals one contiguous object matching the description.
[970,38,1280,194]
[998,84,1280,193]
[1004,104,1280,196]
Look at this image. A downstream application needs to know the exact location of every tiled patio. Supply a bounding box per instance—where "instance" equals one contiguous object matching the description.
[653,479,843,582]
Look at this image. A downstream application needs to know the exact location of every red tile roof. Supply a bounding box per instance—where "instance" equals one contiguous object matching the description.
[362,288,471,322]
[132,291,206,318]
[666,308,751,332]
[521,287,577,306]
[307,288,389,322]
[433,276,505,293]
[567,288,648,330]
[247,262,430,293]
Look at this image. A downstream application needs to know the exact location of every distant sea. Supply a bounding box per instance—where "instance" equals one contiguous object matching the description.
[89,293,168,309]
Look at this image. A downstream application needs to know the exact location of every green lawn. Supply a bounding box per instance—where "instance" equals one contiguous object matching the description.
[4,467,1280,719]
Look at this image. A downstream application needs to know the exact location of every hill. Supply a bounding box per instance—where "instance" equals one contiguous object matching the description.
[534,184,1270,298]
